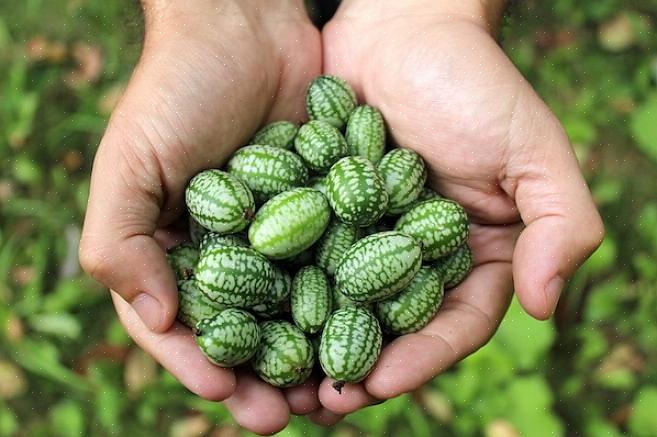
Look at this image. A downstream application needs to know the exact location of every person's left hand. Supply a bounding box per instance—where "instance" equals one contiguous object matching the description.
[313,0,604,416]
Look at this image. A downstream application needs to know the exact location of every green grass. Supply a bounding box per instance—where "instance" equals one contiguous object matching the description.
[1,0,657,435]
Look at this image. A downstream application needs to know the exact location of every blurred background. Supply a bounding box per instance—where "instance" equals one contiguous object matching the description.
[1,0,657,436]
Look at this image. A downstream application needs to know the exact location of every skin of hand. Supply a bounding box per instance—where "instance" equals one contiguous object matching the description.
[78,0,331,433]
[317,0,605,413]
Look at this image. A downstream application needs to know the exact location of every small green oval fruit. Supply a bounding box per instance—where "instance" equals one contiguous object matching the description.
[345,105,385,164]
[252,320,314,387]
[195,246,274,307]
[166,243,199,280]
[185,169,255,234]
[249,188,330,260]
[395,198,469,261]
[177,280,224,329]
[226,145,308,203]
[325,156,389,227]
[250,265,292,319]
[195,308,260,367]
[335,231,422,303]
[294,120,348,173]
[375,266,445,334]
[291,266,332,334]
[435,244,473,289]
[319,307,382,389]
[251,121,298,150]
[397,186,442,215]
[305,75,357,130]
[377,148,427,215]
[315,219,361,276]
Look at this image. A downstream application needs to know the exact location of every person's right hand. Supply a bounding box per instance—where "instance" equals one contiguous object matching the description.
[78,1,338,433]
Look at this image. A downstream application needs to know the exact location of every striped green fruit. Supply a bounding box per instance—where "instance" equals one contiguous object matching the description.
[252,320,314,387]
[189,217,209,246]
[250,265,292,319]
[345,105,385,164]
[398,186,442,215]
[195,246,274,307]
[226,145,308,203]
[167,243,199,280]
[332,287,371,311]
[325,156,389,227]
[377,148,427,215]
[294,120,348,173]
[435,244,473,289]
[305,75,357,130]
[315,219,361,276]
[308,176,327,195]
[199,232,249,254]
[185,169,255,234]
[335,231,422,303]
[195,308,260,367]
[319,307,382,389]
[177,280,224,329]
[251,121,298,150]
[249,188,330,260]
[395,198,469,261]
[375,266,444,335]
[291,266,332,334]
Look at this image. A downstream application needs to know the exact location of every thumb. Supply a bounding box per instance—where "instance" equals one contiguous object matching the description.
[79,120,179,332]
[507,106,604,320]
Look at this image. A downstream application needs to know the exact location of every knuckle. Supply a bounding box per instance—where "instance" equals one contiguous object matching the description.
[78,236,112,284]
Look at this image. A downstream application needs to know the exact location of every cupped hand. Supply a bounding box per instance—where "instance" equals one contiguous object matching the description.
[317,0,604,413]
[79,1,323,433]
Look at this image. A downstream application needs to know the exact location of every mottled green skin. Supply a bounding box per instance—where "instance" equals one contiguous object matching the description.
[319,307,382,384]
[250,266,292,319]
[177,280,224,329]
[294,120,348,173]
[252,321,314,387]
[251,121,298,150]
[435,244,473,289]
[345,105,386,164]
[185,169,255,234]
[332,287,371,311]
[195,309,260,367]
[308,176,327,195]
[377,149,427,215]
[199,232,249,254]
[291,266,332,334]
[375,266,445,335]
[195,246,274,307]
[315,220,361,276]
[249,188,330,260]
[166,243,199,280]
[189,217,209,246]
[398,186,442,215]
[395,198,469,261]
[325,156,389,227]
[226,145,308,203]
[335,231,422,303]
[305,75,357,130]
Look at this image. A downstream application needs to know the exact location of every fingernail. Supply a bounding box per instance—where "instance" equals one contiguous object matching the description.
[132,293,163,331]
[545,276,565,314]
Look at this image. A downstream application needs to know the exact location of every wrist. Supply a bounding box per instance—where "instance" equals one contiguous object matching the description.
[336,0,507,34]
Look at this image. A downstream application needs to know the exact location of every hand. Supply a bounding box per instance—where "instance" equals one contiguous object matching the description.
[79,1,329,433]
[317,0,604,413]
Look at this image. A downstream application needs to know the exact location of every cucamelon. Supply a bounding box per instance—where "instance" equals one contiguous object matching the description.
[195,308,260,367]
[377,148,427,215]
[305,75,357,130]
[345,105,385,164]
[251,121,298,150]
[291,266,332,334]
[315,219,361,276]
[435,244,473,289]
[294,120,348,173]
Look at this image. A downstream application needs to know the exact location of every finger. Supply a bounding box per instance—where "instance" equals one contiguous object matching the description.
[318,378,378,415]
[111,291,236,401]
[284,378,321,415]
[308,408,345,427]
[506,112,604,319]
[364,261,512,399]
[468,223,522,266]
[224,371,290,435]
[79,131,179,332]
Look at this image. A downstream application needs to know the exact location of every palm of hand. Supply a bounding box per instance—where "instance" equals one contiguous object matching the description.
[317,15,601,412]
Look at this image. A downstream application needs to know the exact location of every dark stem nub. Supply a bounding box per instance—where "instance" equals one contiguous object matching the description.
[244,207,255,222]
[182,268,194,280]
[332,381,345,394]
